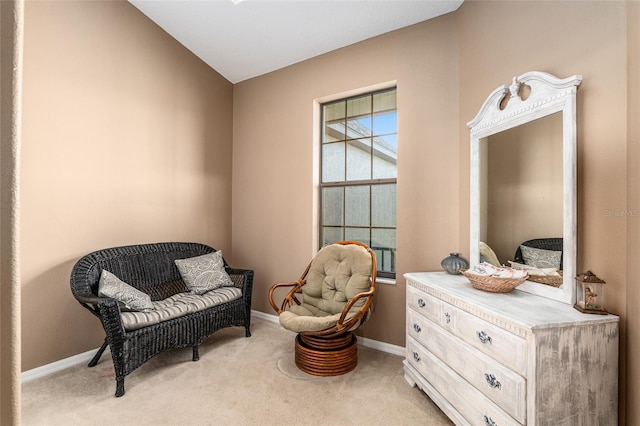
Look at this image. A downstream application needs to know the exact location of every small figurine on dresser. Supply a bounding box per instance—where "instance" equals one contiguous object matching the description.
[574,271,608,314]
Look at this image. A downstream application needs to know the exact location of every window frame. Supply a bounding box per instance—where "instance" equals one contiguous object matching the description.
[318,87,397,279]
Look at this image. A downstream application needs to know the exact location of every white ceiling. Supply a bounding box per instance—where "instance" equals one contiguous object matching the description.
[128,0,464,84]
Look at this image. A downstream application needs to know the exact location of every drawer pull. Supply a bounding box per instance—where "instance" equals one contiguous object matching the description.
[484,373,502,389]
[444,312,451,323]
[483,415,497,426]
[413,352,421,362]
[413,323,422,333]
[476,330,493,344]
[417,298,426,308]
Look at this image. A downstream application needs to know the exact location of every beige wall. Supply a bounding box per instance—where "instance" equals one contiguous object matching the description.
[20,0,234,371]
[232,14,460,347]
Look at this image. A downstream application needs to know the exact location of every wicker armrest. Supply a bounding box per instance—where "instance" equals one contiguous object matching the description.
[95,297,123,319]
[226,267,254,293]
[227,268,253,324]
[91,298,127,342]
[73,288,121,320]
[338,287,375,328]
[268,281,303,314]
[74,292,108,306]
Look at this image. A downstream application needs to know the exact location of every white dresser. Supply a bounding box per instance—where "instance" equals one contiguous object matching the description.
[404,272,619,426]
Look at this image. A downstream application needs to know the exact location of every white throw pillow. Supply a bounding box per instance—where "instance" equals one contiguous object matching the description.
[520,245,562,269]
[98,270,154,312]
[175,251,233,295]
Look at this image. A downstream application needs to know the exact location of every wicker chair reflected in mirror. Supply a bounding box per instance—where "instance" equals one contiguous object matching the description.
[268,241,377,376]
[513,237,564,269]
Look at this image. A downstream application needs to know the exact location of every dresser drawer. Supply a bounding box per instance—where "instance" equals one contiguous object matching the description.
[407,285,442,324]
[447,304,528,376]
[408,311,526,423]
[408,282,528,375]
[407,337,521,426]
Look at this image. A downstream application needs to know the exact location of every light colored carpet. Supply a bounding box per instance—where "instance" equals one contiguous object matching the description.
[21,317,452,426]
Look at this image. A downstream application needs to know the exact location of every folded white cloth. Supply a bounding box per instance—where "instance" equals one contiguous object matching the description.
[467,262,527,279]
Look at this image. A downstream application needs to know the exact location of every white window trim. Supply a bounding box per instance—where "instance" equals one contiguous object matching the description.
[312,80,398,270]
[376,277,396,286]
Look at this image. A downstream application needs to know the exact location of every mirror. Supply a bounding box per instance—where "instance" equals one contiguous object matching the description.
[481,113,563,263]
[468,71,582,304]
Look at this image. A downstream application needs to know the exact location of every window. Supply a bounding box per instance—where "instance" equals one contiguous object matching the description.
[320,88,397,278]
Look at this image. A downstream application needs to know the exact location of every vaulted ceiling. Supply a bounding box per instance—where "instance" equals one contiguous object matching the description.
[128,0,464,84]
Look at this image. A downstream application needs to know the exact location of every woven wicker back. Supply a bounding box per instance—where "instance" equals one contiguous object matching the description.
[70,242,215,301]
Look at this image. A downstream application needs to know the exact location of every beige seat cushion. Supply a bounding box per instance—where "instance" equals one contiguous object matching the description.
[279,306,341,332]
[278,243,372,333]
[120,286,241,331]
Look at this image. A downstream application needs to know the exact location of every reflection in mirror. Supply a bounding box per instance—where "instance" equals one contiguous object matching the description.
[468,71,582,305]
[481,112,563,265]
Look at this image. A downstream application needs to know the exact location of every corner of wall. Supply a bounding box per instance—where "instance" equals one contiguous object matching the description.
[0,0,24,423]
[625,2,640,424]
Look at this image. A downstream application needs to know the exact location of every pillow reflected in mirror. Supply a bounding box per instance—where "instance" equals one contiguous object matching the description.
[520,245,562,269]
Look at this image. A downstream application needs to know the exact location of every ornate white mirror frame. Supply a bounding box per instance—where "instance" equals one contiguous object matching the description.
[468,71,582,304]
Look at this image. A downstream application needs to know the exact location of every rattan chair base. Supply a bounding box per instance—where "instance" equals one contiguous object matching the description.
[294,333,357,376]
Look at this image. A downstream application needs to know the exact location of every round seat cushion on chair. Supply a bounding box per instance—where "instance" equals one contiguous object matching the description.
[304,244,372,312]
[279,309,341,333]
[278,243,373,334]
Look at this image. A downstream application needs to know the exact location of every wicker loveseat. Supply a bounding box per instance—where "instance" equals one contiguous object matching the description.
[70,242,253,397]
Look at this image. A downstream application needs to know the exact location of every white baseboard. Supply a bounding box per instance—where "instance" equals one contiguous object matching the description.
[251,310,406,356]
[21,347,107,384]
[21,310,405,383]
[359,335,405,357]
[251,309,279,323]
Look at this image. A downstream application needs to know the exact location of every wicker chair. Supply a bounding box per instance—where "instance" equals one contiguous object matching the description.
[70,242,253,397]
[268,241,376,376]
[513,237,564,269]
